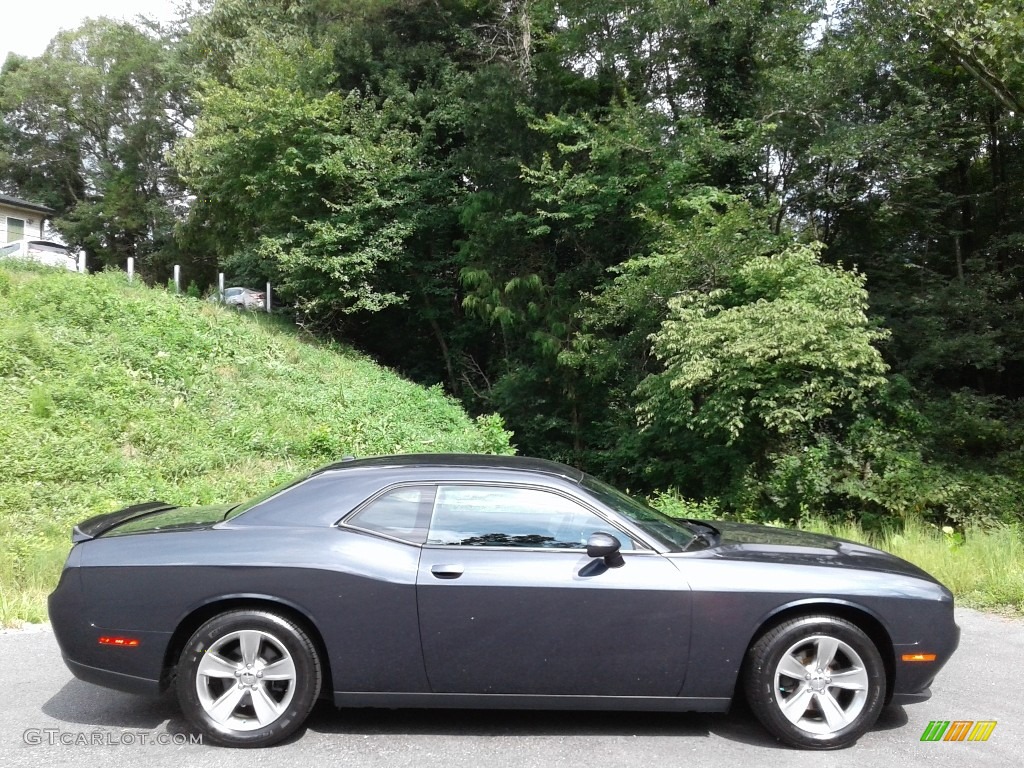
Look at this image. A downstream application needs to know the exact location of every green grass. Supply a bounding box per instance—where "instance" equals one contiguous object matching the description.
[0,264,512,625]
[653,494,1024,615]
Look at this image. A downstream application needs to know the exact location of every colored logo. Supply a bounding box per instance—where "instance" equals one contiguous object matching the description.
[920,720,997,742]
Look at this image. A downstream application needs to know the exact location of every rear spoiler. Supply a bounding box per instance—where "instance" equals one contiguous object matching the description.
[72,501,177,543]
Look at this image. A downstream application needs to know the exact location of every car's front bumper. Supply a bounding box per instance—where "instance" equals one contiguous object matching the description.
[889,612,960,704]
[891,687,931,705]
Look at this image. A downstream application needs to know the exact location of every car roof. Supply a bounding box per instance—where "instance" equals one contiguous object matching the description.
[230,454,591,530]
[311,453,585,483]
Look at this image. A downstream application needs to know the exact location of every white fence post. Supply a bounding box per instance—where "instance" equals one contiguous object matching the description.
[78,251,86,274]
[127,257,134,282]
[218,272,225,302]
[173,264,181,294]
[266,281,272,313]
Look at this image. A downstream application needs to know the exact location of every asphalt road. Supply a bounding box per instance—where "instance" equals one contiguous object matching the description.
[2,607,1020,768]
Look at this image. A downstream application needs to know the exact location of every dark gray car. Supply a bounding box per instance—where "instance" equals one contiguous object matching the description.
[48,454,959,750]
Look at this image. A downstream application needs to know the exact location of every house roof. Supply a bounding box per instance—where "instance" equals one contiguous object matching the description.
[0,194,55,216]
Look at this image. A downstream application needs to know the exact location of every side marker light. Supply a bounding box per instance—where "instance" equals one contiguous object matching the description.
[98,636,140,647]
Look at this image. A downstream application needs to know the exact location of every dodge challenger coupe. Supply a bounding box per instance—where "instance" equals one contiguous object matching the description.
[49,454,959,749]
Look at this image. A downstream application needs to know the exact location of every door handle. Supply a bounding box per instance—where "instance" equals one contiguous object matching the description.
[430,564,464,579]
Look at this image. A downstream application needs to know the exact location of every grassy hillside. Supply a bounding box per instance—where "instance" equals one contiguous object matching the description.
[0,264,511,624]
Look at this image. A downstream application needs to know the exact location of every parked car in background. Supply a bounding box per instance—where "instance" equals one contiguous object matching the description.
[0,239,77,271]
[222,287,265,310]
[48,453,959,750]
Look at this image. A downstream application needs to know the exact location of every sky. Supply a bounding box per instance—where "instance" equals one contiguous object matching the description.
[1,0,184,65]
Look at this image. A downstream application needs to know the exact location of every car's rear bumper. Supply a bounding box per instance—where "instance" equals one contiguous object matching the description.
[63,657,163,696]
[49,557,172,696]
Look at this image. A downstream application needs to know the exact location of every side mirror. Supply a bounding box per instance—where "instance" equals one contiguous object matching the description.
[586,532,625,568]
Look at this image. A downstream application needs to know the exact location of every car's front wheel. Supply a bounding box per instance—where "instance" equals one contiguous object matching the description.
[744,615,886,749]
[176,609,321,747]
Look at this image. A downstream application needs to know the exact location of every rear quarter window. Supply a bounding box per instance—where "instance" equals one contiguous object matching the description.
[344,486,435,543]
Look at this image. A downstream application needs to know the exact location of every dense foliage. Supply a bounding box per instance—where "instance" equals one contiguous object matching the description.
[3,0,1023,526]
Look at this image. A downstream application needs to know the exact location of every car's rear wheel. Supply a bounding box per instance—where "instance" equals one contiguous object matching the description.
[176,609,321,747]
[744,615,886,749]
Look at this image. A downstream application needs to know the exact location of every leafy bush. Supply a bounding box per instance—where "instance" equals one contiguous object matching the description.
[636,244,891,520]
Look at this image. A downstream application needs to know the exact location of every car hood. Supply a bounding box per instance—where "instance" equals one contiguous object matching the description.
[701,520,939,582]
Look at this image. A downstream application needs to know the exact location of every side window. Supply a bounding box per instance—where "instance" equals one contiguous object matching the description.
[428,485,634,550]
[7,217,25,242]
[346,486,434,544]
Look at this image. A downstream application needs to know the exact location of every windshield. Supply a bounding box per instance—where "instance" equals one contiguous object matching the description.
[223,471,313,520]
[581,475,698,551]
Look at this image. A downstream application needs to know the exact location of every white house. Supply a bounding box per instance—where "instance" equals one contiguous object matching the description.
[0,193,54,242]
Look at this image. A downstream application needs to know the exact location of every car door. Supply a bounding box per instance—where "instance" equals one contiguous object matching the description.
[416,483,692,697]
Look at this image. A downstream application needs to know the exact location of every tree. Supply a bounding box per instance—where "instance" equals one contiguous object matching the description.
[909,0,1024,114]
[637,244,890,516]
[46,0,1013,526]
[0,19,189,271]
[561,193,784,482]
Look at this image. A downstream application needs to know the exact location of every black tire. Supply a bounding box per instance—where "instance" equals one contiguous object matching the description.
[176,609,321,747]
[744,614,886,749]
